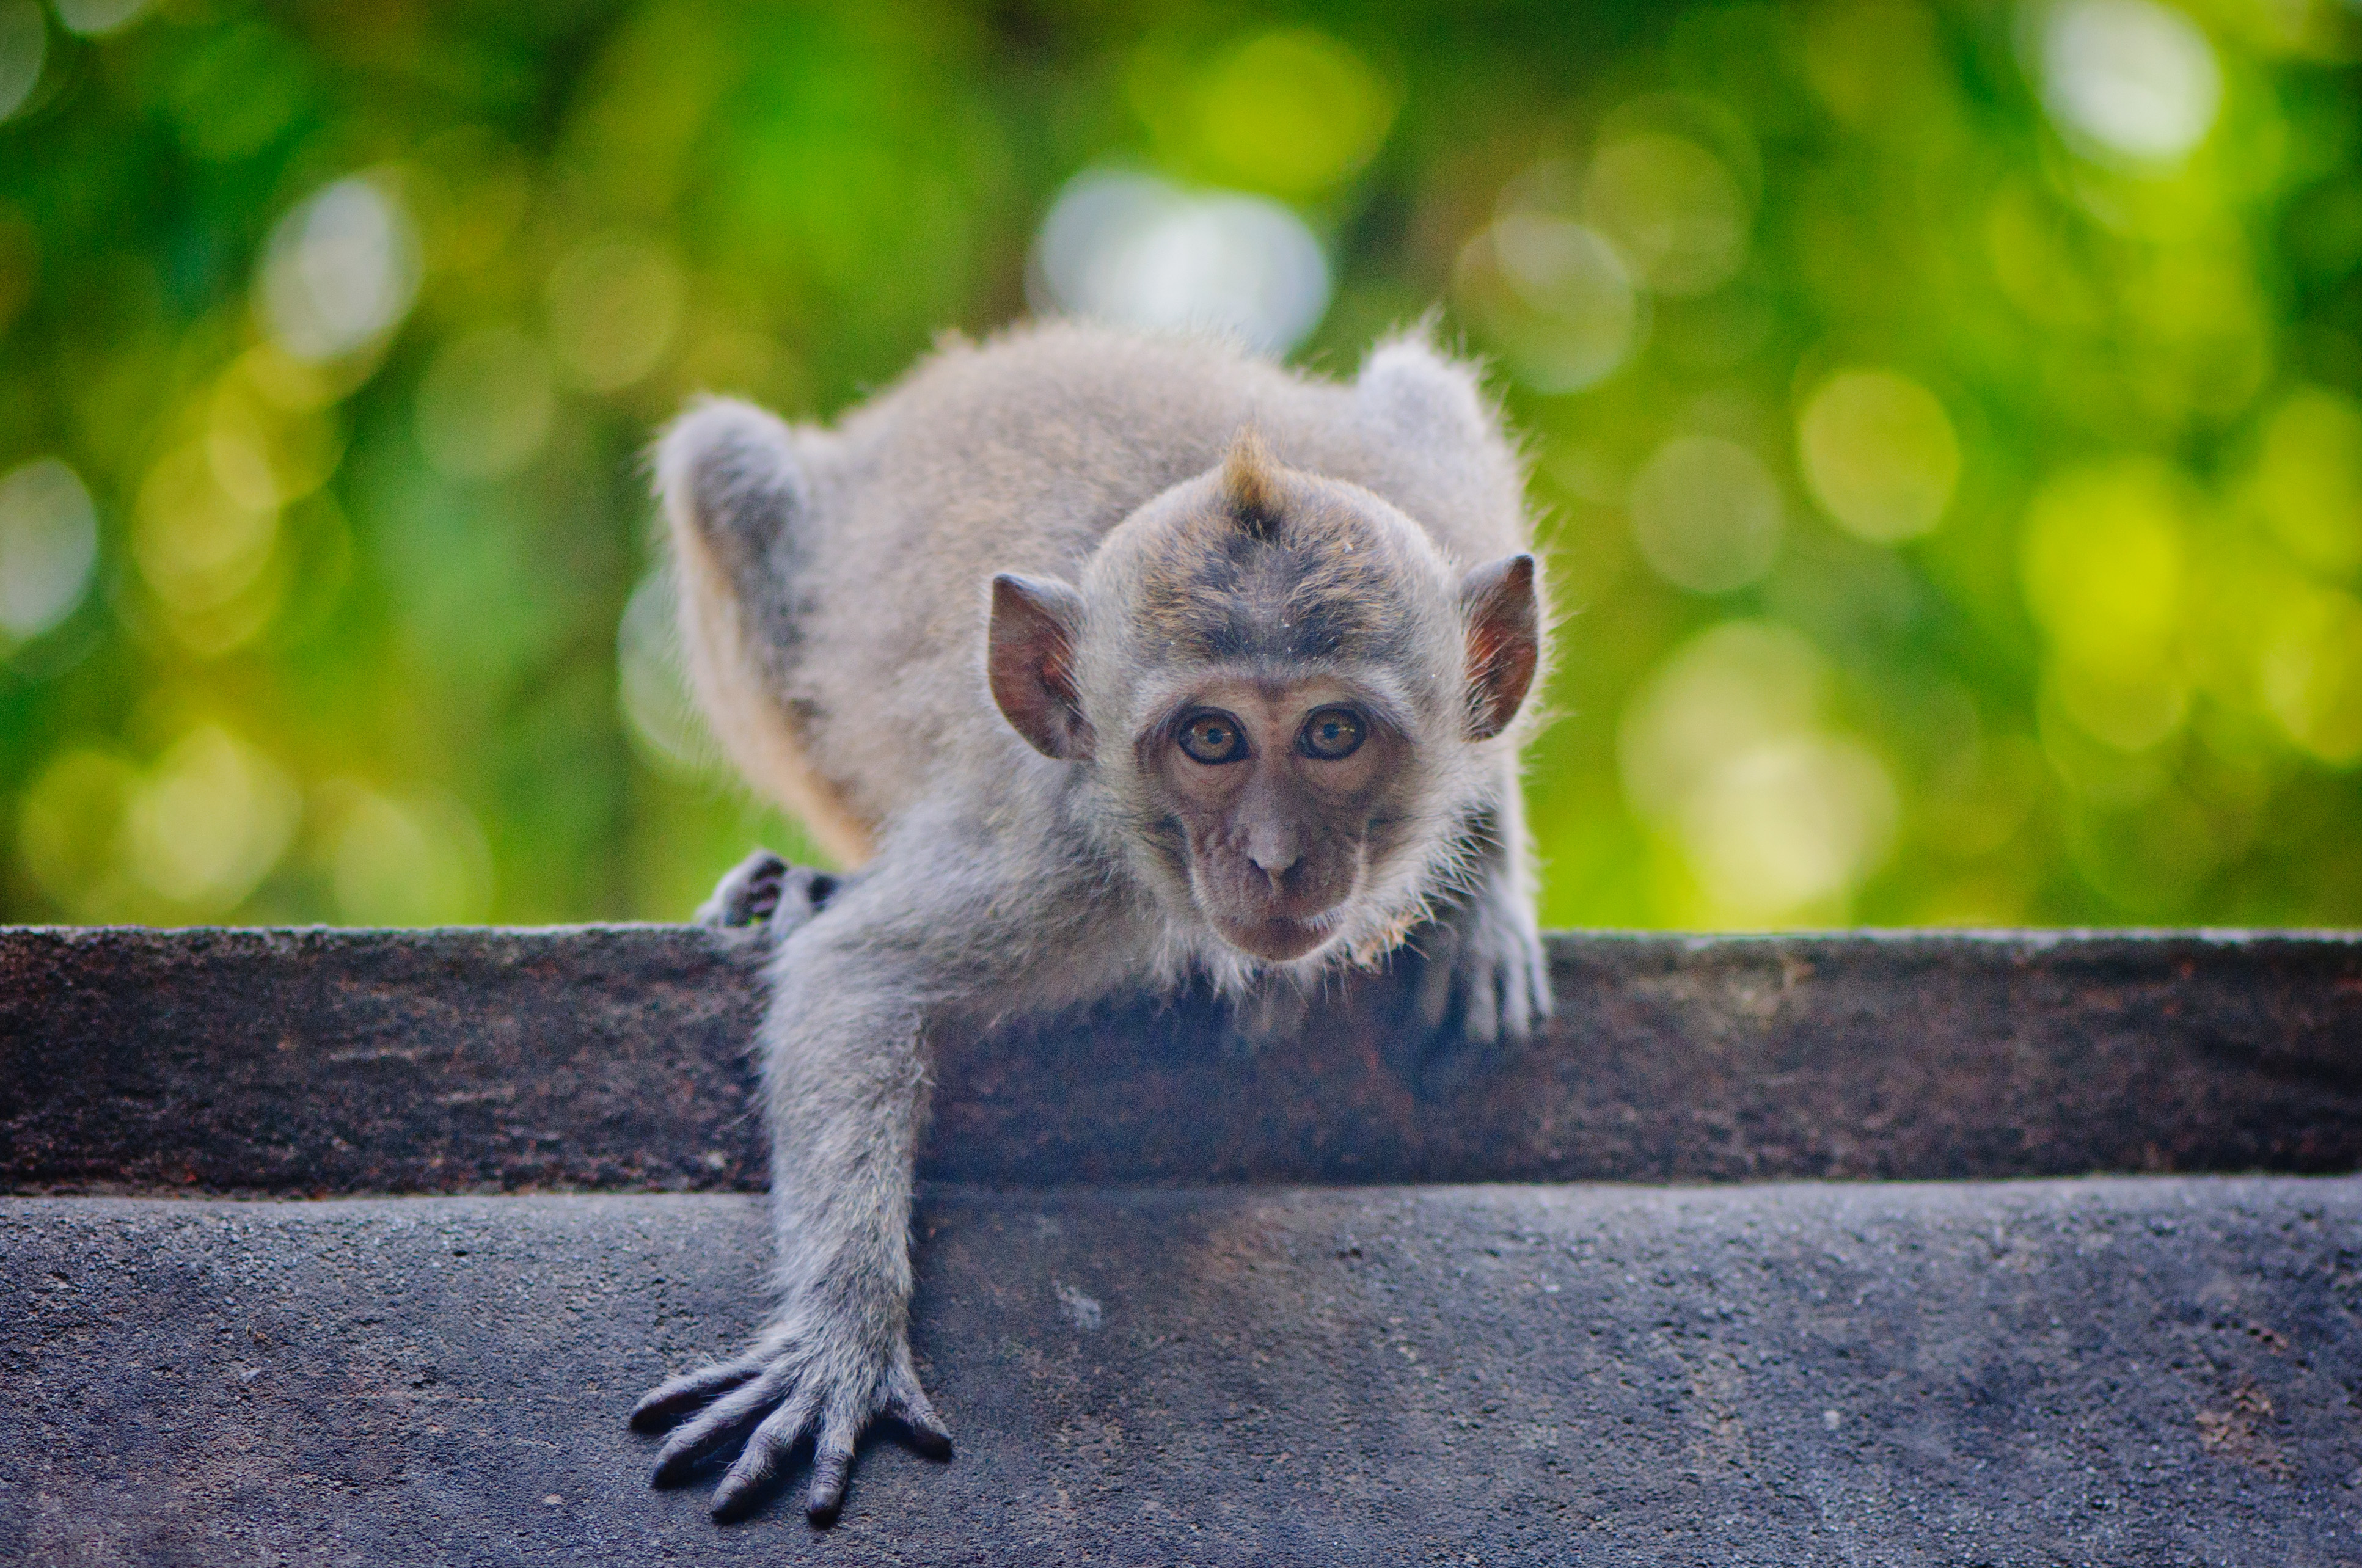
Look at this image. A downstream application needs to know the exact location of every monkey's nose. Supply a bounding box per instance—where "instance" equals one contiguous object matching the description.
[1246,837,1301,879]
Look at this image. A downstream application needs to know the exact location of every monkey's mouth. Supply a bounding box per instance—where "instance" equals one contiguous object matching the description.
[1208,905,1342,963]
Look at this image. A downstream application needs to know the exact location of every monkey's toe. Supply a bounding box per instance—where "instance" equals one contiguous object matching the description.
[635,1332,947,1528]
[697,850,792,929]
[695,852,848,942]
[801,1408,862,1525]
[885,1370,955,1458]
[631,1355,764,1431]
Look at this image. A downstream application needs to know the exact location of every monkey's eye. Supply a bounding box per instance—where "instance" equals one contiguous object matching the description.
[1298,706,1367,760]
[1177,711,1249,765]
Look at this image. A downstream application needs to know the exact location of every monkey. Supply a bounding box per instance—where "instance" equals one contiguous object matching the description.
[629,321,1551,1525]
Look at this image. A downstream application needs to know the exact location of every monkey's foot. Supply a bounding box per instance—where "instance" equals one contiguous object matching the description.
[695,850,838,941]
[1399,888,1553,1087]
[631,1330,950,1525]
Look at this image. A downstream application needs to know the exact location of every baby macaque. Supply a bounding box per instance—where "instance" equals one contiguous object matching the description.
[631,323,1550,1523]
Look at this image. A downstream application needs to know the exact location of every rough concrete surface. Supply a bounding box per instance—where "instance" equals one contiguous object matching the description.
[7,926,2362,1193]
[7,925,2361,1562]
[4,1180,2361,1567]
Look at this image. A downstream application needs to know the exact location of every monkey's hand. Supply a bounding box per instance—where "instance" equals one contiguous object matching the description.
[630,1310,950,1524]
[1403,871,1553,1071]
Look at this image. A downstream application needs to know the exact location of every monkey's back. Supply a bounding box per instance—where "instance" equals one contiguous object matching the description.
[775,322,1532,843]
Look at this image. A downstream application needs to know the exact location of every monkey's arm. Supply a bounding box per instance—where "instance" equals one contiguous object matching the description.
[633,812,1101,1523]
[630,889,952,1523]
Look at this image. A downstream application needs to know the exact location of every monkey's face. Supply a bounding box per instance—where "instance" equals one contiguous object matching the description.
[1136,673,1417,961]
[987,430,1542,971]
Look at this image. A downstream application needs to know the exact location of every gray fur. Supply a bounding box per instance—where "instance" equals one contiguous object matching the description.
[634,322,1551,1524]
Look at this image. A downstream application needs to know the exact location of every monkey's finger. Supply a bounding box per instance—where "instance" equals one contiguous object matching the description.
[740,864,785,921]
[1413,925,1460,1033]
[1529,955,1556,1022]
[803,1401,864,1525]
[1460,955,1501,1045]
[1499,957,1532,1045]
[709,1380,822,1522]
[630,1355,764,1431]
[695,850,790,929]
[885,1377,954,1457]
[766,866,830,939]
[651,1363,795,1486]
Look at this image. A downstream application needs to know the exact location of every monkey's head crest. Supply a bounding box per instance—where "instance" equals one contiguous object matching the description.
[986,431,1541,972]
[1218,428,1284,541]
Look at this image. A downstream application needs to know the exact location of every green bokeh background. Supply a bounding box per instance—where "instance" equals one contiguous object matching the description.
[2,0,2359,930]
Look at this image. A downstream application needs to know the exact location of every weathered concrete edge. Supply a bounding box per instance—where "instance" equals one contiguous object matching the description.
[15,919,2362,950]
[6,1176,2360,1566]
[5,924,2361,1195]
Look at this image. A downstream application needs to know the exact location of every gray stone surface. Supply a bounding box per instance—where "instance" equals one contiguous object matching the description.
[7,926,2362,1192]
[7,925,2361,1559]
[5,1180,2360,1566]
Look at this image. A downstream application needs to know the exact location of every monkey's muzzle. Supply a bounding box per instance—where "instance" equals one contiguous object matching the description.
[1195,856,1353,963]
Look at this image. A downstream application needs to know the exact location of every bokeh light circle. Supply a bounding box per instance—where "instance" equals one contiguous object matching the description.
[53,0,149,37]
[2040,0,2221,165]
[547,233,686,392]
[1619,620,1896,924]
[0,0,43,123]
[256,178,422,363]
[1455,212,1641,393]
[415,327,557,481]
[1797,370,1961,544]
[1183,30,1395,198]
[1582,132,1752,297]
[1030,169,1330,356]
[1628,435,1784,593]
[0,458,98,643]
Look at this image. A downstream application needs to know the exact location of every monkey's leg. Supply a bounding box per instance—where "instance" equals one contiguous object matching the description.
[657,398,877,867]
[1401,773,1552,1076]
[631,910,949,1525]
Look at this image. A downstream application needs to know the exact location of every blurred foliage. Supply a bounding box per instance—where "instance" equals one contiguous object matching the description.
[2,0,2360,930]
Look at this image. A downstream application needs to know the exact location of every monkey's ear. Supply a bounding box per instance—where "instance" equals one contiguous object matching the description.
[988,574,1094,760]
[1459,554,1540,742]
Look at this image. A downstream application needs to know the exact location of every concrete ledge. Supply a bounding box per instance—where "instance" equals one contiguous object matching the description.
[7,927,2361,1559]
[5,926,2361,1192]
[5,1178,2357,1564]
